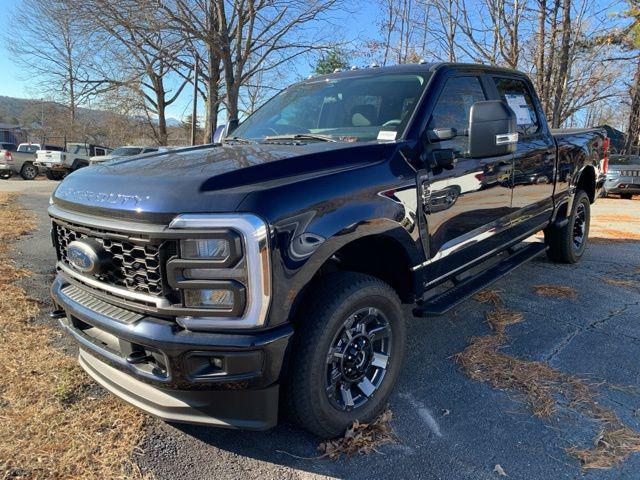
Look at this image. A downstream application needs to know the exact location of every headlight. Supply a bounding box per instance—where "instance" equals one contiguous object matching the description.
[181,238,232,260]
[168,214,271,330]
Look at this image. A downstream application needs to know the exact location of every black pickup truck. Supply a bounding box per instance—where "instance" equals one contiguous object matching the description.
[48,63,607,438]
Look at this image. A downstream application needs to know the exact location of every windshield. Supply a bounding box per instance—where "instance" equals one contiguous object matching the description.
[67,144,89,156]
[17,145,39,153]
[610,155,640,166]
[111,147,144,156]
[232,72,429,142]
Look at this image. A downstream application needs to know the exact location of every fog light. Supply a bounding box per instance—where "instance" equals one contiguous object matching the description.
[184,289,235,309]
[181,239,230,260]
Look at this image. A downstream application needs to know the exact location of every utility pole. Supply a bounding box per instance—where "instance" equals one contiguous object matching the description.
[190,54,199,146]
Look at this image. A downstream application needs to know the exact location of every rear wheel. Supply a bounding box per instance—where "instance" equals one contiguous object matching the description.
[45,170,65,181]
[621,193,633,200]
[20,162,38,180]
[545,189,590,263]
[285,272,406,438]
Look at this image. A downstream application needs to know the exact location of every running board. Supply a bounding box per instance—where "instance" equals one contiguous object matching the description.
[413,242,547,317]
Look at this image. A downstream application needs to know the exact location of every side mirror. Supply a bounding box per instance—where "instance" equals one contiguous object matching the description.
[213,124,226,143]
[468,100,517,158]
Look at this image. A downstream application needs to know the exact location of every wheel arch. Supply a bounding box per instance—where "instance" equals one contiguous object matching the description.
[576,164,596,203]
[284,232,419,328]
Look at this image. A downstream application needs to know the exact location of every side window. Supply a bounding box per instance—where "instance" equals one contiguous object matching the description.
[494,77,539,136]
[428,76,487,135]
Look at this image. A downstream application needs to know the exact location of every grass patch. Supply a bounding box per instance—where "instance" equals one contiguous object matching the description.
[0,193,146,479]
[533,284,578,298]
[459,287,640,470]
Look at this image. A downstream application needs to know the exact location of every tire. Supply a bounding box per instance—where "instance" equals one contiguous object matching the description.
[45,170,65,181]
[545,189,590,263]
[20,162,38,180]
[285,272,406,438]
[621,193,633,200]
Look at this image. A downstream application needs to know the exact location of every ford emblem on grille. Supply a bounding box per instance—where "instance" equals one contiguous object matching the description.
[67,239,109,275]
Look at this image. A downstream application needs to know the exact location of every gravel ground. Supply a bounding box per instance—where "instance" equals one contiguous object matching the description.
[4,178,640,480]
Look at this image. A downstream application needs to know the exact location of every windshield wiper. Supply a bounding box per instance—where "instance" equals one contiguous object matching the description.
[262,133,337,143]
[222,136,256,144]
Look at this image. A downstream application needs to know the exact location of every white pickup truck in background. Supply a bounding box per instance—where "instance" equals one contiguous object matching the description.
[0,143,65,180]
[34,143,111,180]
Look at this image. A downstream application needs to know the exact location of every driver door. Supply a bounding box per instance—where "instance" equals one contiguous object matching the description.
[417,73,514,285]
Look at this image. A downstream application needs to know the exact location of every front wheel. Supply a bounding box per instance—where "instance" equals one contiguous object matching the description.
[20,162,38,180]
[545,190,591,263]
[285,272,406,438]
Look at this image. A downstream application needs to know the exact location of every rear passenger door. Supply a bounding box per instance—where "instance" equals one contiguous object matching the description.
[492,76,555,231]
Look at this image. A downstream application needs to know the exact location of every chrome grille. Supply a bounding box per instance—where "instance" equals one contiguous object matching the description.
[621,170,640,176]
[53,221,168,297]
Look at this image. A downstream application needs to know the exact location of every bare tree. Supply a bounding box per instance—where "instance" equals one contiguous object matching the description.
[6,0,105,129]
[70,0,190,145]
[159,0,341,130]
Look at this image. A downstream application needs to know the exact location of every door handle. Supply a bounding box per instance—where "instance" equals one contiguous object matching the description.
[495,133,519,145]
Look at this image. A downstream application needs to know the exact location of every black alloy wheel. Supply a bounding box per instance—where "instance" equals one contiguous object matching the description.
[325,307,392,411]
[572,201,587,252]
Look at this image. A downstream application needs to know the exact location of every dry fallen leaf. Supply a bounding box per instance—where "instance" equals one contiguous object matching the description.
[493,464,507,476]
[317,409,397,460]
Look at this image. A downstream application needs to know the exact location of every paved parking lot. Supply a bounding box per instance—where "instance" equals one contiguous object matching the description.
[4,177,640,479]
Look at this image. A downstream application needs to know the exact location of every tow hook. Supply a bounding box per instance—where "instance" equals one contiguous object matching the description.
[126,351,154,365]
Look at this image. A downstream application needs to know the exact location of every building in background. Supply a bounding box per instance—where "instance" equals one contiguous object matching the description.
[0,123,28,145]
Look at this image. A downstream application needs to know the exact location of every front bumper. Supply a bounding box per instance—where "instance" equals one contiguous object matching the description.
[34,161,66,171]
[52,275,293,430]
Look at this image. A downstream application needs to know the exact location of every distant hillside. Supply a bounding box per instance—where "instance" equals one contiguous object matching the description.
[0,95,180,127]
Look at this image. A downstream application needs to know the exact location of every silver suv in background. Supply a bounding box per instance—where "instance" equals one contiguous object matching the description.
[88,146,159,165]
[604,154,640,199]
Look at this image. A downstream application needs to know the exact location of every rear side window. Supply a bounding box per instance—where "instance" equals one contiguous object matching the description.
[428,76,486,135]
[494,77,539,136]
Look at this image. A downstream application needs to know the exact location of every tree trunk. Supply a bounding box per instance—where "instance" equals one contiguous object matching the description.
[535,0,546,99]
[203,47,221,143]
[155,85,168,146]
[625,59,640,154]
[551,0,571,128]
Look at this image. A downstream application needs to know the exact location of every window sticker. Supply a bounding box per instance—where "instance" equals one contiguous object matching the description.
[504,94,535,126]
[377,130,397,141]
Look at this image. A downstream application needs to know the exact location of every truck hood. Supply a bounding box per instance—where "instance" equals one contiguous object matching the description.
[52,142,395,223]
